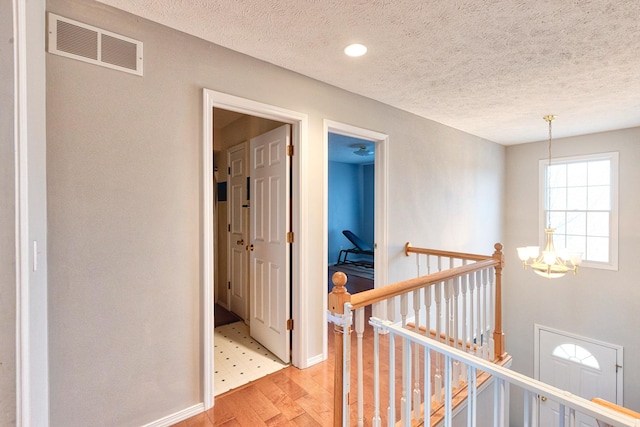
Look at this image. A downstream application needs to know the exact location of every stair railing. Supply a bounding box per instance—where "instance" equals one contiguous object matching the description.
[328,242,505,426]
[370,318,640,427]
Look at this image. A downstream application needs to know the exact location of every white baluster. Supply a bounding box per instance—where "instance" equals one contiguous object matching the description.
[444,279,452,346]
[474,270,483,359]
[387,296,396,323]
[403,337,412,425]
[458,264,467,352]
[469,271,476,356]
[523,390,531,427]
[493,378,506,427]
[445,278,460,388]
[388,332,396,427]
[423,346,431,423]
[460,269,470,383]
[356,308,365,427]
[372,321,381,427]
[467,365,477,427]
[400,293,408,423]
[400,293,408,327]
[424,286,432,339]
[568,408,576,427]
[434,281,443,404]
[343,304,352,427]
[444,355,452,427]
[481,269,489,360]
[412,289,422,420]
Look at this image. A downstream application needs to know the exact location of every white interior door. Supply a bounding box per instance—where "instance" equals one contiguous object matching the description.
[228,143,248,320]
[250,124,291,363]
[536,326,622,427]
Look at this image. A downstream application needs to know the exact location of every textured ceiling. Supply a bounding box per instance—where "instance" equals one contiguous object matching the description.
[98,0,640,145]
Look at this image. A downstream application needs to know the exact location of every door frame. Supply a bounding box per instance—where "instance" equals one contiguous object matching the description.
[322,120,389,356]
[15,0,50,425]
[533,324,624,404]
[202,89,309,408]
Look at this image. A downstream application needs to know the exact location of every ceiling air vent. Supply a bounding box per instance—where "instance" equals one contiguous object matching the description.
[47,13,143,76]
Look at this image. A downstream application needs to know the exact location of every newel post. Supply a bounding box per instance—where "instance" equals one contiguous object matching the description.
[492,243,506,361]
[328,271,352,427]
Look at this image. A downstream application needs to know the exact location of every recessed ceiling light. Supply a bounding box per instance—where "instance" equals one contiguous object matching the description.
[344,43,367,57]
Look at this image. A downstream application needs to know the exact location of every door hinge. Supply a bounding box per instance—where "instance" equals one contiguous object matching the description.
[287,231,294,243]
[287,145,294,157]
[227,166,231,175]
[287,318,294,330]
[227,281,231,290]
[228,224,231,232]
[616,363,623,373]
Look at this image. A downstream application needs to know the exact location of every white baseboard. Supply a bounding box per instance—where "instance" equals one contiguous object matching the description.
[140,403,204,427]
[306,352,326,367]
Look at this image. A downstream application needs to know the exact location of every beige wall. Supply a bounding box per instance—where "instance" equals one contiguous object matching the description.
[0,1,16,425]
[504,127,640,422]
[45,0,504,425]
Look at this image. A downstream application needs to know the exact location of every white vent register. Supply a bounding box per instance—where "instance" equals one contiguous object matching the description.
[47,13,143,76]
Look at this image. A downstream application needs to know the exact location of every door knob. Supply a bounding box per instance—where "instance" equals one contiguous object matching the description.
[540,396,547,402]
[236,239,244,245]
[248,244,255,252]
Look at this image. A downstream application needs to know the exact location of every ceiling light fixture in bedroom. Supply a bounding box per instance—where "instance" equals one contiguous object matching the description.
[516,115,582,279]
[344,43,367,57]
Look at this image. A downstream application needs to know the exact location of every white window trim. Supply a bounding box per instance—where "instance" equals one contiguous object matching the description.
[538,151,619,271]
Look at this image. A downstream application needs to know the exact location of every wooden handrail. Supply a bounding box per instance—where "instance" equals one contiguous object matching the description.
[404,242,494,262]
[350,258,498,309]
[592,398,640,420]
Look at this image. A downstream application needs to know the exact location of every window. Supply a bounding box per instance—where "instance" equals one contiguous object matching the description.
[552,344,600,370]
[540,152,618,270]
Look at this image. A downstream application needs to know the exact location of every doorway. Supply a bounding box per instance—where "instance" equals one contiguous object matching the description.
[212,112,291,392]
[327,132,376,294]
[203,90,309,407]
[214,112,286,323]
[323,120,389,331]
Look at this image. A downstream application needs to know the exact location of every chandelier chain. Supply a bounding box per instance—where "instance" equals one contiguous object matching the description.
[544,115,555,228]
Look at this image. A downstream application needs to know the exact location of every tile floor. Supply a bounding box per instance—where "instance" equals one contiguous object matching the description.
[214,321,289,395]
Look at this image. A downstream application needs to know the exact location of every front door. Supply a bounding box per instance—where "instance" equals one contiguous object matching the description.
[536,325,622,426]
[249,124,291,363]
[228,143,248,320]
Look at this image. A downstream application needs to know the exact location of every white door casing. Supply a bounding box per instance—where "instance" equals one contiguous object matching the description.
[203,89,309,408]
[535,325,623,427]
[322,120,389,333]
[249,124,291,363]
[228,143,249,320]
[15,0,50,425]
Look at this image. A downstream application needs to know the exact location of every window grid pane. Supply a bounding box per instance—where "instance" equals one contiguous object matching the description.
[543,154,615,267]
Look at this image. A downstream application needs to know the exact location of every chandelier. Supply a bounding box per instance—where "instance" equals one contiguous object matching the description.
[516,115,582,279]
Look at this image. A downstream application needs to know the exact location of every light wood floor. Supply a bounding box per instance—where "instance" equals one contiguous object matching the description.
[174,307,434,427]
[173,325,338,427]
[174,292,508,427]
